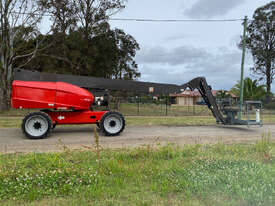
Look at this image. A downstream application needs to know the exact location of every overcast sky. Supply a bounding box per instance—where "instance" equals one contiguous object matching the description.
[109,0,272,91]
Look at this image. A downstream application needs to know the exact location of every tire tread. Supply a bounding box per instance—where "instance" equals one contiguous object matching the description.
[100,111,125,136]
[21,111,52,139]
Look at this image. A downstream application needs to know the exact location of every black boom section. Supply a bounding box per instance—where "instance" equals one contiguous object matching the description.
[181,77,226,124]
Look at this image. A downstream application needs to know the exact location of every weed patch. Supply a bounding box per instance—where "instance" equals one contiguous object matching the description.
[255,131,272,160]
[0,143,274,206]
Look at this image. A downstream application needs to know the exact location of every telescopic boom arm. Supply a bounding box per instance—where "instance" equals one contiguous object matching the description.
[181,77,226,124]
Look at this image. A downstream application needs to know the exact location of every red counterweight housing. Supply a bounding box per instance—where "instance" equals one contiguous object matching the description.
[12,80,94,110]
[11,80,125,139]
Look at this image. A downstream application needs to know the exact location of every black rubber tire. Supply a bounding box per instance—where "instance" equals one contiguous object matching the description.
[100,111,125,136]
[21,112,52,139]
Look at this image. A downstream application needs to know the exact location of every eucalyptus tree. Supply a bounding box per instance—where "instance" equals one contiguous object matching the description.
[244,2,275,95]
[37,0,127,75]
[0,0,44,111]
[72,0,125,40]
[71,0,126,75]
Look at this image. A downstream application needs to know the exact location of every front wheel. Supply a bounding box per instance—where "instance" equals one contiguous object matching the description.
[22,112,52,139]
[100,111,125,136]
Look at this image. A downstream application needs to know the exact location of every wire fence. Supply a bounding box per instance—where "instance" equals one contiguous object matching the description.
[103,96,275,119]
[106,96,214,116]
[4,95,275,121]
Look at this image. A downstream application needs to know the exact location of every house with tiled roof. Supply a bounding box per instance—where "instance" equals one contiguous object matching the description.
[170,90,236,106]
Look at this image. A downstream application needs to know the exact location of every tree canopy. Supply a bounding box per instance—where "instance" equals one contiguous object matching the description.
[14,25,140,79]
[0,0,44,111]
[216,90,232,99]
[230,77,267,101]
[15,0,140,80]
[0,0,140,111]
[244,1,275,94]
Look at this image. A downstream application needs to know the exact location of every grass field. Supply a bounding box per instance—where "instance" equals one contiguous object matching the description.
[2,113,275,128]
[0,116,216,128]
[2,103,275,117]
[0,107,216,128]
[0,139,274,206]
[0,107,274,205]
[0,104,212,117]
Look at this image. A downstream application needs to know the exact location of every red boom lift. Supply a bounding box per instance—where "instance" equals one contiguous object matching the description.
[11,76,262,139]
[11,80,125,139]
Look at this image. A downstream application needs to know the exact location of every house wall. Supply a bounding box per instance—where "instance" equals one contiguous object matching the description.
[177,97,193,105]
[196,97,203,102]
[176,96,203,105]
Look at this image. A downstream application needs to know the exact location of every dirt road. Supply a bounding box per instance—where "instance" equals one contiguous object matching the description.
[0,125,274,153]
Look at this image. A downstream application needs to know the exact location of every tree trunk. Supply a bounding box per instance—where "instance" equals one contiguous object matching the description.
[0,87,9,112]
[0,70,11,112]
[266,62,272,101]
[266,76,271,93]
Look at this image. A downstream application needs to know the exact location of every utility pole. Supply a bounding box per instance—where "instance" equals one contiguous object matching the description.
[239,16,248,119]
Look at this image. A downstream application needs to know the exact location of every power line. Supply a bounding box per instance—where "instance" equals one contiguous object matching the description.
[109,18,245,22]
[10,11,245,23]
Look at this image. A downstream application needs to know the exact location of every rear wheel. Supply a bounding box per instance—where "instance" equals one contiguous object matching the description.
[22,112,52,139]
[100,111,125,136]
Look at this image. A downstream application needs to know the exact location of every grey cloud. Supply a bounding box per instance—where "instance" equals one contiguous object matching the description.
[183,0,246,19]
[140,64,240,90]
[136,46,209,66]
[138,45,246,90]
[193,48,241,72]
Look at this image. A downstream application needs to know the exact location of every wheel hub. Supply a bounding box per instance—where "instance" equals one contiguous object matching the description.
[109,120,116,127]
[25,115,49,137]
[103,114,123,134]
[33,121,42,130]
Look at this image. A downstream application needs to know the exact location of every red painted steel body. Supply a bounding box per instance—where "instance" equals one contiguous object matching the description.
[11,80,107,125]
[12,80,94,110]
[46,110,107,125]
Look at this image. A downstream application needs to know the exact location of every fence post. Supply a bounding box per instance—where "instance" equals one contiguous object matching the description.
[137,96,140,116]
[165,95,168,116]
